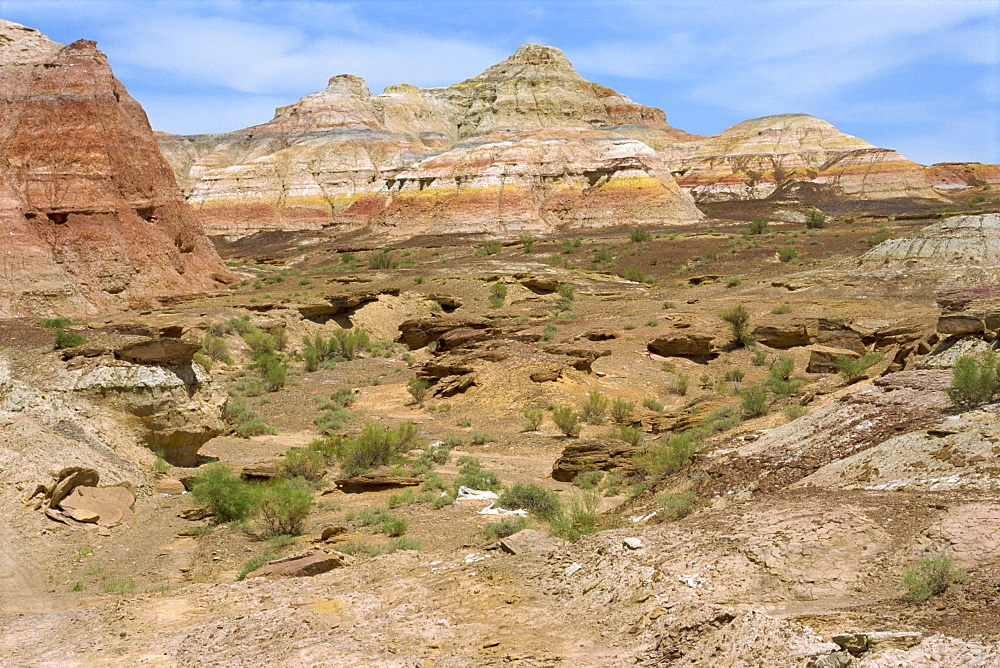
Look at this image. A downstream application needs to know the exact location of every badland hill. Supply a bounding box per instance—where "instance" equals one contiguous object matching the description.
[3,22,1000,667]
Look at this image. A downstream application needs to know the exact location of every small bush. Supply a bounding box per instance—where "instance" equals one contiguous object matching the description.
[547,490,602,542]
[581,390,609,424]
[42,317,75,328]
[541,324,558,341]
[836,352,884,382]
[356,507,408,536]
[521,406,544,431]
[552,406,581,437]
[54,329,86,349]
[610,397,635,424]
[479,240,503,255]
[497,483,562,520]
[947,354,1000,407]
[452,456,502,492]
[482,516,529,541]
[190,463,259,523]
[333,422,423,477]
[202,334,233,364]
[279,448,326,481]
[643,397,665,412]
[629,228,652,243]
[257,479,312,537]
[658,490,703,521]
[804,209,827,229]
[748,218,770,235]
[784,405,808,421]
[573,470,604,490]
[778,248,798,263]
[469,431,493,445]
[724,275,743,288]
[901,553,964,603]
[636,431,702,477]
[670,373,689,396]
[368,249,398,269]
[718,303,752,346]
[612,424,644,447]
[740,386,769,418]
[518,234,535,252]
[771,302,792,314]
[407,377,430,404]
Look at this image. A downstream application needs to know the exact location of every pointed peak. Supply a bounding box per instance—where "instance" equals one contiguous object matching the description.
[509,43,572,66]
[465,43,581,83]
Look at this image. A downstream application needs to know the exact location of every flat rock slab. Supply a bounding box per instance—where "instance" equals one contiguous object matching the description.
[247,550,351,578]
[499,529,569,555]
[48,467,100,508]
[115,339,200,365]
[334,473,423,493]
[59,485,136,527]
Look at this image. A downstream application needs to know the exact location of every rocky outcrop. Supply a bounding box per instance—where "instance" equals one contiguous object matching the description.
[0,21,231,317]
[157,44,703,236]
[664,113,943,204]
[925,162,1000,190]
[551,438,641,481]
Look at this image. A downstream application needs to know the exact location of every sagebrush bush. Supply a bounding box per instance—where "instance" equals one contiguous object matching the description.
[581,390,609,423]
[202,334,233,364]
[748,218,770,235]
[740,386,769,418]
[42,317,75,328]
[368,249,398,269]
[947,354,1000,407]
[612,424,644,447]
[357,507,408,536]
[223,395,276,438]
[191,463,259,522]
[452,456,502,492]
[658,490,703,521]
[547,490,602,541]
[636,431,702,477]
[610,397,635,424]
[836,352,884,382]
[482,516,529,541]
[629,228,652,243]
[54,329,86,349]
[901,553,964,603]
[643,397,665,412]
[497,483,562,520]
[552,406,581,437]
[407,377,430,404]
[719,303,752,346]
[332,422,423,477]
[279,448,326,481]
[257,479,312,537]
[521,405,544,431]
[804,209,827,229]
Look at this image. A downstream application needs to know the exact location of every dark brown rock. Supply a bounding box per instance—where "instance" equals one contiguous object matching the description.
[246,549,351,578]
[115,339,200,365]
[334,472,424,493]
[551,438,641,482]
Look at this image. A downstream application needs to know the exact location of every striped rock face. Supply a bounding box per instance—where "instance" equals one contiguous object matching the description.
[0,21,231,318]
[661,113,944,203]
[157,44,703,237]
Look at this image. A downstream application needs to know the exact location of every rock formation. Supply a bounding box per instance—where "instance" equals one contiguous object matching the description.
[924,162,1000,190]
[0,20,231,318]
[662,113,944,203]
[157,44,704,236]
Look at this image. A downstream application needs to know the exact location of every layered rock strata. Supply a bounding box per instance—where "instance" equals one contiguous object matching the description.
[662,113,944,203]
[158,43,703,236]
[0,21,230,317]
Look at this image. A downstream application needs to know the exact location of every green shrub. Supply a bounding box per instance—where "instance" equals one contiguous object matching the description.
[482,516,529,541]
[518,234,535,252]
[804,209,827,229]
[356,507,408,536]
[469,431,493,445]
[636,431,702,477]
[497,483,562,520]
[279,448,326,481]
[552,406,581,437]
[629,228,652,243]
[332,328,371,359]
[257,479,312,537]
[581,390,609,424]
[771,302,792,314]
[42,317,75,328]
[479,240,503,255]
[623,266,653,283]
[368,249,398,269]
[243,330,276,357]
[202,334,233,364]
[407,377,430,404]
[778,248,798,263]
[719,303,752,346]
[740,386,769,418]
[784,405,808,421]
[901,553,964,603]
[541,324,558,341]
[547,490,602,541]
[724,275,743,288]
[251,354,288,392]
[223,395,276,438]
[610,397,635,424]
[748,218,770,235]
[836,352,884,382]
[452,456,502,492]
[236,547,282,581]
[670,373,689,396]
[723,369,745,391]
[54,329,86,349]
[190,463,260,523]
[521,406,544,431]
[643,397,665,412]
[612,424,644,447]
[573,470,604,490]
[947,354,1000,407]
[332,422,423,477]
[658,490,703,521]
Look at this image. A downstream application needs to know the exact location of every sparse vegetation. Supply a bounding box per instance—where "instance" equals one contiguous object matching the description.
[54,329,86,349]
[609,397,635,424]
[482,516,530,541]
[497,483,562,520]
[900,553,964,603]
[719,303,753,346]
[836,352,884,382]
[629,228,652,243]
[407,377,430,404]
[190,463,260,523]
[581,390,609,424]
[257,478,312,537]
[552,406,581,437]
[947,353,1000,407]
[521,405,544,431]
[452,456,502,493]
[658,490,703,521]
[748,218,770,235]
[804,209,827,228]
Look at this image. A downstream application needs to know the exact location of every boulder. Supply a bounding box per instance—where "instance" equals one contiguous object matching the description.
[153,477,186,495]
[58,484,136,527]
[397,316,491,349]
[334,472,424,493]
[551,439,641,482]
[937,315,984,336]
[115,339,200,365]
[541,344,611,371]
[647,332,717,357]
[246,549,351,579]
[806,345,860,374]
[241,459,282,480]
[498,529,569,555]
[752,323,811,349]
[47,467,99,508]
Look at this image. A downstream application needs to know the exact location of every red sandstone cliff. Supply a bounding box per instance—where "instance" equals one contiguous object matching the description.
[0,21,231,317]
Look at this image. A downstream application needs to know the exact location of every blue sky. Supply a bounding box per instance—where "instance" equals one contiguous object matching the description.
[2,0,997,165]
